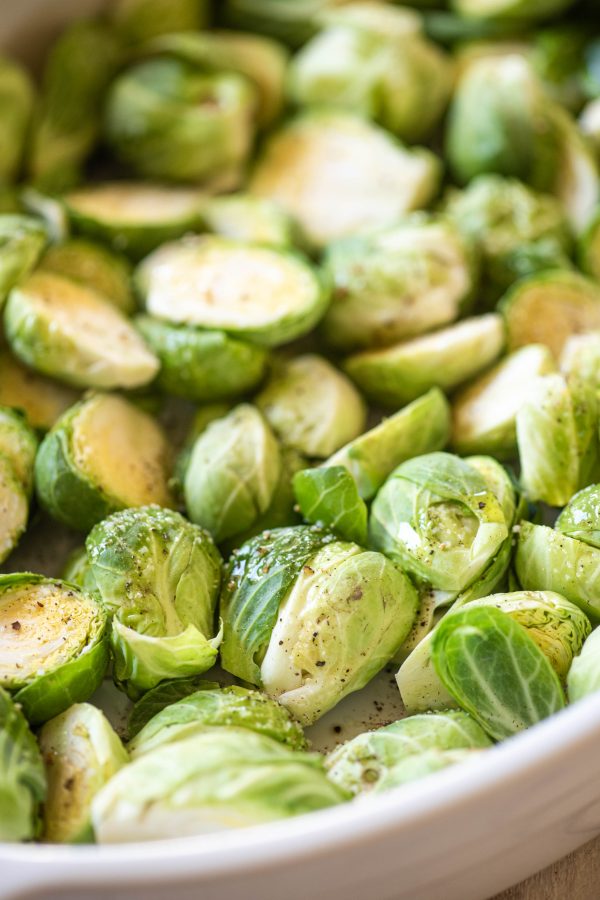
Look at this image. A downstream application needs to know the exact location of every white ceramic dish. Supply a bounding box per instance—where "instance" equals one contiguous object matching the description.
[2,4,600,898]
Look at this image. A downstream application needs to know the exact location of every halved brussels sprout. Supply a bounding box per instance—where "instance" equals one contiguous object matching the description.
[39,239,135,315]
[568,628,600,703]
[184,404,281,543]
[128,685,306,757]
[293,466,368,546]
[501,270,600,360]
[328,388,450,500]
[517,374,600,506]
[135,316,268,402]
[256,355,365,458]
[326,710,491,796]
[370,452,510,594]
[557,484,600,549]
[35,393,173,532]
[450,0,575,22]
[92,727,347,842]
[0,352,79,431]
[0,687,46,842]
[579,209,600,282]
[128,676,219,737]
[249,111,441,249]
[344,315,504,409]
[0,406,38,496]
[432,605,565,740]
[136,236,328,347]
[0,215,48,306]
[550,104,599,234]
[320,216,478,353]
[111,0,210,45]
[104,59,255,187]
[0,573,109,725]
[202,193,297,246]
[5,272,158,390]
[86,506,222,698]
[221,525,418,725]
[27,20,122,192]
[63,182,206,260]
[452,344,556,458]
[0,57,35,184]
[39,703,128,843]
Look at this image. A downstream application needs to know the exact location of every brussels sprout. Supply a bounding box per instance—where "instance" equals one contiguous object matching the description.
[61,547,97,595]
[39,704,128,843]
[128,686,306,757]
[316,3,423,36]
[135,316,268,402]
[128,677,219,737]
[443,176,573,302]
[431,605,565,740]
[320,216,478,353]
[326,710,491,796]
[0,57,35,184]
[171,402,234,500]
[328,388,451,500]
[20,188,69,245]
[344,315,504,409]
[39,239,135,315]
[0,407,37,496]
[202,194,297,246]
[221,525,418,724]
[0,215,48,306]
[560,331,600,391]
[250,111,441,249]
[568,627,600,702]
[501,270,600,360]
[104,59,255,187]
[86,506,222,698]
[256,355,365,458]
[136,236,328,347]
[550,104,600,233]
[111,0,210,45]
[293,466,368,546]
[374,748,483,792]
[370,452,510,594]
[0,574,109,725]
[516,374,600,506]
[92,728,347,842]
[580,100,600,155]
[450,0,575,22]
[5,272,158,391]
[516,520,600,621]
[221,0,353,47]
[0,687,46,842]
[579,209,600,282]
[35,393,173,532]
[288,21,453,143]
[27,20,122,192]
[0,352,79,432]
[63,182,206,260]
[452,344,557,458]
[0,456,29,565]
[557,485,600,549]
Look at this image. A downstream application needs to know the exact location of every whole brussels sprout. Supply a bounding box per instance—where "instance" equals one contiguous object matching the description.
[92,727,348,842]
[568,627,600,703]
[86,506,222,697]
[221,525,418,724]
[0,215,48,307]
[39,239,135,315]
[0,57,35,184]
[0,687,46,842]
[39,703,128,843]
[0,352,79,432]
[256,355,366,458]
[111,0,210,45]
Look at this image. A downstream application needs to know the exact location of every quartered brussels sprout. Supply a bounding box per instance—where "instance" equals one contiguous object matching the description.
[0,57,35,184]
[0,687,46,842]
[501,270,600,359]
[128,685,306,757]
[104,59,255,187]
[39,704,128,843]
[27,20,122,192]
[250,111,441,249]
[344,315,504,409]
[443,176,573,303]
[111,0,210,45]
[0,574,109,725]
[0,215,48,306]
[86,506,222,698]
[39,239,135,315]
[256,355,366,458]
[35,393,173,532]
[136,236,328,347]
[320,216,478,353]
[5,272,158,390]
[450,0,575,22]
[221,525,418,725]
[184,404,281,543]
[92,728,347,842]
[293,466,368,546]
[0,352,79,432]
[432,605,565,740]
[568,627,600,703]
[202,194,297,247]
[328,388,451,500]
[326,710,491,796]
[63,182,206,260]
[135,316,268,402]
[579,209,600,282]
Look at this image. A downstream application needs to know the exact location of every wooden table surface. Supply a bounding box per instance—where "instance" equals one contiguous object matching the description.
[492,835,600,899]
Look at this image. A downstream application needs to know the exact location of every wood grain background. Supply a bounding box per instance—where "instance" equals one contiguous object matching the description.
[492,836,600,899]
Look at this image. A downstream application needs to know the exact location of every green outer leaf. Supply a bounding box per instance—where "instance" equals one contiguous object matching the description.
[556,484,600,549]
[568,627,600,703]
[0,686,46,841]
[220,525,336,685]
[431,605,565,741]
[128,677,220,738]
[293,466,367,545]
